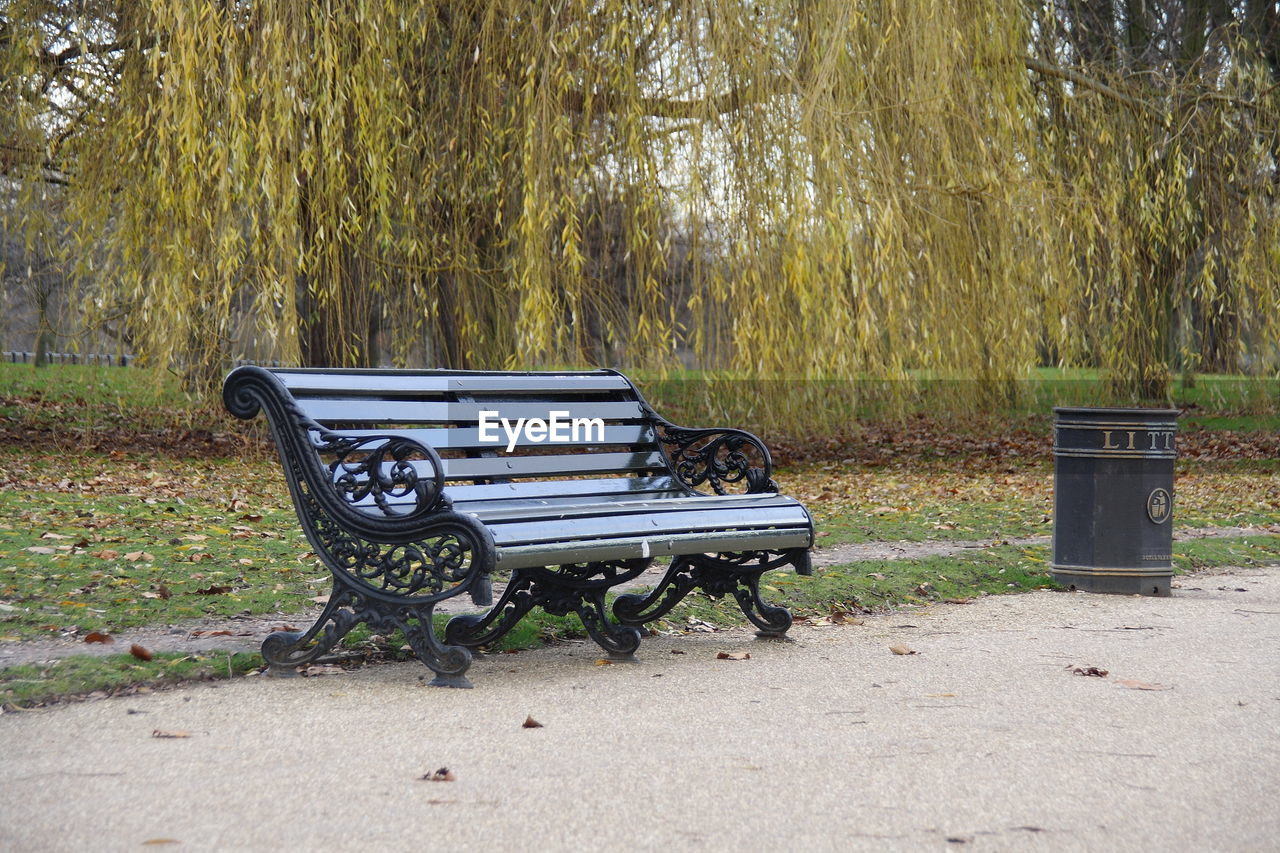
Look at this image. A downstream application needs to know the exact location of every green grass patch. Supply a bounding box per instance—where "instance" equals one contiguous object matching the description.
[0,489,319,640]
[0,651,261,708]
[0,362,201,433]
[1174,536,1280,571]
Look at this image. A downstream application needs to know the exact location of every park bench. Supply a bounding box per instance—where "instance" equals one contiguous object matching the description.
[223,366,814,686]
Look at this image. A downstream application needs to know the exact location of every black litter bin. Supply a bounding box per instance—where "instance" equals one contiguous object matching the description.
[1051,407,1178,596]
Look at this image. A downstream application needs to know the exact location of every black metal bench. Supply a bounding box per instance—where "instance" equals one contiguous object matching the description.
[223,366,814,686]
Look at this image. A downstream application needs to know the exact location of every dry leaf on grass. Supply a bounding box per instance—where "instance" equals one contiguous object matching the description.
[889,644,917,655]
[716,651,751,661]
[522,716,543,729]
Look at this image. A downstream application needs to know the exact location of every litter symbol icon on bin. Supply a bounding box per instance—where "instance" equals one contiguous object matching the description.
[1147,488,1171,525]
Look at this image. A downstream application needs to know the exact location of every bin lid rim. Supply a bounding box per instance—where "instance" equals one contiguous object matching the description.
[1053,406,1181,417]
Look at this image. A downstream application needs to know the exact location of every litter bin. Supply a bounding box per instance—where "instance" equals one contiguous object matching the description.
[1051,407,1178,596]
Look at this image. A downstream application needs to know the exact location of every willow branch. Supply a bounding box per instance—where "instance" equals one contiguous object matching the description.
[1024,56,1165,122]
[564,75,789,119]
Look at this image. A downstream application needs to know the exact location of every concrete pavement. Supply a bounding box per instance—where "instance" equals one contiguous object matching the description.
[2,566,1278,852]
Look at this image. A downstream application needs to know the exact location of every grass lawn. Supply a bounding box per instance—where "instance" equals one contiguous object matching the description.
[1,363,1276,706]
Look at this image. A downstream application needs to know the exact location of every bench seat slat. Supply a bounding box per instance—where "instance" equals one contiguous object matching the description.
[276,371,632,395]
[335,424,657,451]
[432,451,666,481]
[460,492,800,524]
[484,502,812,547]
[347,476,684,510]
[494,528,813,570]
[301,399,646,425]
[444,476,681,504]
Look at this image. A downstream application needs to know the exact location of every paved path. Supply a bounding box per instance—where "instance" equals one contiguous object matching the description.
[2,566,1278,852]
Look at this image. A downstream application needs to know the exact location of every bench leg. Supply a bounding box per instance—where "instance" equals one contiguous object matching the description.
[261,589,362,676]
[262,585,473,687]
[444,574,540,648]
[448,571,640,655]
[612,557,701,625]
[573,586,642,660]
[615,549,806,637]
[391,606,474,688]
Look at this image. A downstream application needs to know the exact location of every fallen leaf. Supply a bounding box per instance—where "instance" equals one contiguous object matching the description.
[130,643,153,661]
[868,572,887,581]
[522,716,543,728]
[141,840,180,846]
[151,730,191,739]
[26,546,56,555]
[84,631,113,644]
[593,658,613,666]
[889,644,917,655]
[421,767,456,782]
[194,585,232,595]
[716,651,751,661]
[301,664,344,676]
[1114,678,1172,691]
[1070,665,1109,678]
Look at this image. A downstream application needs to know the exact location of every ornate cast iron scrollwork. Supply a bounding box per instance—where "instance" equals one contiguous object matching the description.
[614,549,809,637]
[446,559,649,658]
[224,366,449,538]
[298,481,491,602]
[318,431,447,518]
[653,422,777,495]
[224,365,493,684]
[262,585,473,687]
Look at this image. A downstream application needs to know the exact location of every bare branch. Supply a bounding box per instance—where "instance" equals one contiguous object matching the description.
[1024,56,1164,121]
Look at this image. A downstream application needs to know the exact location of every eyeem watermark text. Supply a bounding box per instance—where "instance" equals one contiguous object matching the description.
[478,410,604,452]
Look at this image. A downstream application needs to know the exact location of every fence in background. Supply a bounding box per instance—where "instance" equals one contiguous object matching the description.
[3,351,134,366]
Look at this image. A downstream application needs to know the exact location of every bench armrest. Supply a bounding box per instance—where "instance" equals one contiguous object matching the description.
[224,366,450,544]
[653,419,778,496]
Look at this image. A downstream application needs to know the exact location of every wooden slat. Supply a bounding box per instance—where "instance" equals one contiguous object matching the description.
[445,476,681,504]
[464,492,800,524]
[332,424,657,451]
[300,399,646,425]
[494,527,813,570]
[275,370,633,395]
[484,503,812,546]
[435,451,667,481]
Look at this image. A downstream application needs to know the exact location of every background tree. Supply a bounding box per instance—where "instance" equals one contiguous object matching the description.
[1,0,1276,418]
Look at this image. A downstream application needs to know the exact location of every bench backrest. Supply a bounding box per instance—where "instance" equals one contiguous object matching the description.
[270,368,683,507]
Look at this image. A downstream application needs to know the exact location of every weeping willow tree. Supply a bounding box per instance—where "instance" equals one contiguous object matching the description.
[2,0,1278,420]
